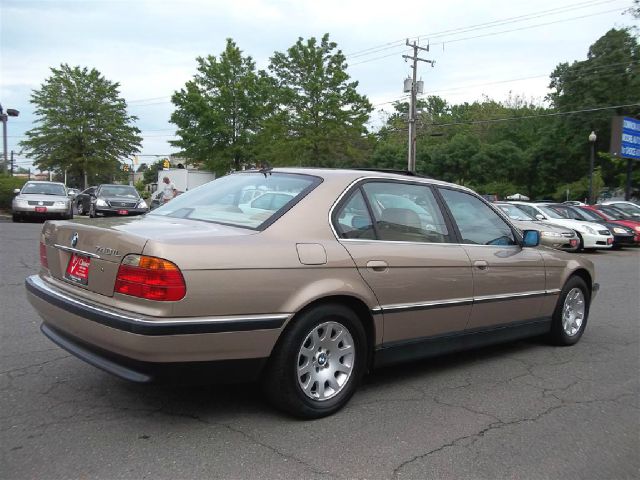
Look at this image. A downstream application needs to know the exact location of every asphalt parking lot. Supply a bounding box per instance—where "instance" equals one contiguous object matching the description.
[1,220,638,480]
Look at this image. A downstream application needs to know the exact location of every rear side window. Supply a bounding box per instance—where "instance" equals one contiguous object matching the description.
[334,181,451,243]
[335,189,376,239]
[439,188,517,246]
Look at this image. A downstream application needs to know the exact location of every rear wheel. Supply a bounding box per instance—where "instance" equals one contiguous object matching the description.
[262,304,367,419]
[76,202,84,215]
[549,276,590,346]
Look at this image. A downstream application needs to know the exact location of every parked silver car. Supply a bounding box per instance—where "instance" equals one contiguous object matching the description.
[494,202,579,251]
[12,181,73,222]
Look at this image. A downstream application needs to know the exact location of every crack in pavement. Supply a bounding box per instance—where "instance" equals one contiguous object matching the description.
[391,393,635,479]
[0,354,72,377]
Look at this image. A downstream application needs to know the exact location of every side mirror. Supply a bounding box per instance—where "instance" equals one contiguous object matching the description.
[535,213,545,220]
[522,230,540,247]
[13,188,20,194]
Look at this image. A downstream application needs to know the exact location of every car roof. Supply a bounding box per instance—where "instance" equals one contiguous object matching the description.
[238,167,471,192]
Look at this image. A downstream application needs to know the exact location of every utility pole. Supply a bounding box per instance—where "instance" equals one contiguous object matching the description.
[10,150,14,176]
[403,40,434,173]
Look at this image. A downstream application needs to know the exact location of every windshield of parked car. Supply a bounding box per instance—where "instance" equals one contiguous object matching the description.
[495,203,534,221]
[21,182,66,196]
[598,206,631,220]
[149,172,321,229]
[606,202,640,215]
[98,185,140,198]
[576,208,604,222]
[538,206,566,219]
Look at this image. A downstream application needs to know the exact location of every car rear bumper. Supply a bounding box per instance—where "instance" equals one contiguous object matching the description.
[26,275,288,381]
[41,323,267,384]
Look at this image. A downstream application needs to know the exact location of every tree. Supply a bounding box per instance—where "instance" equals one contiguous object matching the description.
[547,29,639,189]
[171,39,271,174]
[266,34,373,167]
[20,64,142,188]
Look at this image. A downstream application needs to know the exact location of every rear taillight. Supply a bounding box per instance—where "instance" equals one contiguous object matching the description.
[115,254,186,301]
[39,242,48,269]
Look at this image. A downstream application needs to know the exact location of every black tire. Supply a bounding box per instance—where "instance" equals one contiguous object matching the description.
[575,233,584,252]
[12,213,21,222]
[262,303,367,419]
[549,276,590,346]
[76,202,84,215]
[89,205,96,218]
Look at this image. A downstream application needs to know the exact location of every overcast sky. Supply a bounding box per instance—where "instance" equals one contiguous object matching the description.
[1,0,636,170]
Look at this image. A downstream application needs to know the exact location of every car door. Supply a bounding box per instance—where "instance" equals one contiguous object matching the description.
[437,188,547,330]
[333,180,473,345]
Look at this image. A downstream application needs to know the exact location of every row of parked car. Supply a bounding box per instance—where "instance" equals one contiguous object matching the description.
[11,181,149,221]
[493,200,640,252]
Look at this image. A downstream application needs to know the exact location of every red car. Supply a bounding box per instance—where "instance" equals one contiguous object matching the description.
[581,206,640,244]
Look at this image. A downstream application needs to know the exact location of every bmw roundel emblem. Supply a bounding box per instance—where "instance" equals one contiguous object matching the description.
[71,232,79,248]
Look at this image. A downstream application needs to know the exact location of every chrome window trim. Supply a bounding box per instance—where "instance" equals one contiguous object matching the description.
[53,244,102,259]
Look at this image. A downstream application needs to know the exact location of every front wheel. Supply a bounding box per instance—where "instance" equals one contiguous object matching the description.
[549,276,590,346]
[76,202,84,215]
[262,304,367,419]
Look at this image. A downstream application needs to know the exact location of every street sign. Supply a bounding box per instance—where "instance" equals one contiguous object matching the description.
[611,116,640,161]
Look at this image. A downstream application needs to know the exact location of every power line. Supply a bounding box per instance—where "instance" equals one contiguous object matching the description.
[348,6,627,68]
[423,103,640,128]
[345,0,620,58]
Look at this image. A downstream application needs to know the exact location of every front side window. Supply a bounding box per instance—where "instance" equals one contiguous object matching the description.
[150,172,320,230]
[439,188,516,246]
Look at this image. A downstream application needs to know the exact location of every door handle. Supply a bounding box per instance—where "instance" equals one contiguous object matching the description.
[473,260,488,270]
[366,260,389,272]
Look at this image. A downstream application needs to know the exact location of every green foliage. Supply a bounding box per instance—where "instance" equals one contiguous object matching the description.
[0,175,27,210]
[20,64,142,189]
[265,34,373,167]
[142,159,166,185]
[134,179,149,198]
[554,168,605,202]
[373,28,639,199]
[171,39,272,175]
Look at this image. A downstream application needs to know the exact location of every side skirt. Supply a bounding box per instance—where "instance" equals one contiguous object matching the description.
[373,317,552,368]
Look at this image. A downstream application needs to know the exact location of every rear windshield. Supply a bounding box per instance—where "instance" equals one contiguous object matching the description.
[98,185,139,198]
[149,172,321,229]
[21,182,66,196]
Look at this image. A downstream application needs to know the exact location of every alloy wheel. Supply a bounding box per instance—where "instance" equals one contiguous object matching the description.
[296,321,355,401]
[562,287,585,336]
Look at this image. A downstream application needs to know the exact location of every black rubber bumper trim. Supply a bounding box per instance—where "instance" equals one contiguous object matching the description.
[41,323,267,384]
[26,276,287,336]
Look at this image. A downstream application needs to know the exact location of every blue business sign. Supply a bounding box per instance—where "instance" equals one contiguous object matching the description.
[611,116,640,161]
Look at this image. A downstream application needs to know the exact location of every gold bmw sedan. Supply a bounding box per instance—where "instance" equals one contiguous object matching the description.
[25,168,598,418]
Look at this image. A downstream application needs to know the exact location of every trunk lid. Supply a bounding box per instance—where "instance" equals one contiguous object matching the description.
[42,215,255,297]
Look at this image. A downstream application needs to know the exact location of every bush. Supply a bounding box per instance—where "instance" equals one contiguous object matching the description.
[0,175,27,210]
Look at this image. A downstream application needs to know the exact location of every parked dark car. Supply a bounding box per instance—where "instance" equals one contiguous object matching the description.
[546,204,635,248]
[75,184,148,217]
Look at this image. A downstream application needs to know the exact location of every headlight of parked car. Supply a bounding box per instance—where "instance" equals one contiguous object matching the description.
[540,231,562,237]
[634,226,640,232]
[612,227,630,234]
[576,225,596,234]
[96,199,108,207]
[14,198,28,207]
[137,200,148,209]
[53,201,68,207]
